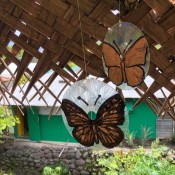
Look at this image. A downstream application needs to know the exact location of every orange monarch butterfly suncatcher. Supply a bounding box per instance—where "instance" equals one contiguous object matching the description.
[62,93,125,148]
[102,22,150,89]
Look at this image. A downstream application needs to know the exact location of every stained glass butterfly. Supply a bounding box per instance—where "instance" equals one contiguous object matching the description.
[62,94,125,148]
[102,36,148,87]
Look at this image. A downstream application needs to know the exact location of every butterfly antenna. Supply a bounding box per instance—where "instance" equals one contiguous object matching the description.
[77,96,89,106]
[123,39,132,56]
[94,94,101,105]
[113,41,122,55]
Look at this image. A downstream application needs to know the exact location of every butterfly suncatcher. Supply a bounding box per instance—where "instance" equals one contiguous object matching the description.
[62,94,125,148]
[102,36,149,87]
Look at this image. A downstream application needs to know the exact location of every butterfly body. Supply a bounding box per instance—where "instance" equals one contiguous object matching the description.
[62,94,125,148]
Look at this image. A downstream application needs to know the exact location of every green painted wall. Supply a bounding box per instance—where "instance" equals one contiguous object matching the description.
[127,99,157,138]
[26,107,40,141]
[39,115,77,142]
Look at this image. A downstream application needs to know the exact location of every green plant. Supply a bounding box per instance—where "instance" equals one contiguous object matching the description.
[0,106,19,139]
[151,138,160,149]
[19,75,28,85]
[125,130,136,147]
[42,162,71,175]
[42,166,54,175]
[140,126,152,146]
[0,169,14,175]
[96,146,175,175]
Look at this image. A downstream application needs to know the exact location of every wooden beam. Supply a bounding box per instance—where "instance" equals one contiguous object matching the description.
[144,0,172,16]
[50,62,76,82]
[65,0,98,15]
[161,35,175,58]
[20,11,53,37]
[0,10,38,40]
[81,15,108,41]
[123,1,151,24]
[140,15,171,44]
[89,1,111,23]
[10,0,41,17]
[159,8,175,30]
[64,39,91,60]
[35,0,69,17]
[8,32,41,58]
[150,46,169,71]
[54,17,77,39]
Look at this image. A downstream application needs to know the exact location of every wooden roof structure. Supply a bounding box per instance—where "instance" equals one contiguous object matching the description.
[0,0,175,119]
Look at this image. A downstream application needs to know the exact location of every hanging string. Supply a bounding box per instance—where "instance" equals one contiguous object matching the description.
[119,0,121,26]
[76,0,88,78]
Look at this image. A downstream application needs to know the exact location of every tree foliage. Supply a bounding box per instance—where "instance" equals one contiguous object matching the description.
[0,106,19,138]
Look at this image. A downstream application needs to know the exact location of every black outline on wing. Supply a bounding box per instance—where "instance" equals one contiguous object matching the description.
[61,94,125,148]
[102,36,148,87]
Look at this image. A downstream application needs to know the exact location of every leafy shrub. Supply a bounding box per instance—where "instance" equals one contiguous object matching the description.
[42,161,71,175]
[95,146,175,175]
[151,138,160,149]
[0,106,19,139]
[125,130,136,147]
[140,126,152,146]
[0,169,14,175]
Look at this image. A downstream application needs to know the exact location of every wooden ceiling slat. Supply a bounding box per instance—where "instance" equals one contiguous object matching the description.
[21,49,53,100]
[46,12,57,26]
[44,39,62,54]
[140,15,171,45]
[89,1,110,23]
[84,41,102,58]
[8,32,41,58]
[63,5,76,22]
[0,45,20,66]
[159,7,175,30]
[4,1,15,14]
[65,0,98,15]
[10,0,41,17]
[150,47,170,71]
[50,62,76,82]
[64,39,91,60]
[162,62,175,80]
[0,24,11,43]
[37,8,49,22]
[20,12,53,37]
[87,55,106,77]
[133,81,160,109]
[0,10,38,40]
[149,64,175,92]
[59,51,73,68]
[144,0,172,16]
[123,1,151,24]
[11,34,46,93]
[101,11,119,28]
[0,0,6,10]
[161,35,175,58]
[11,52,32,93]
[35,0,69,17]
[81,15,107,41]
[54,17,77,39]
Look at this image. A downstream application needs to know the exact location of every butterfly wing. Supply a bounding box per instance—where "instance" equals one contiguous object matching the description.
[95,94,125,148]
[97,126,124,148]
[102,43,121,66]
[124,37,148,87]
[62,99,95,147]
[102,43,123,85]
